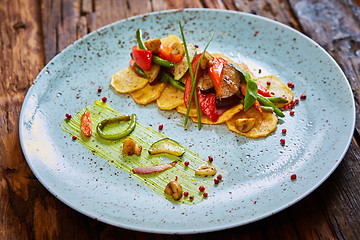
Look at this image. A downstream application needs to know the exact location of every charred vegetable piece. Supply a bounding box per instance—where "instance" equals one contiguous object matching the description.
[144,38,161,55]
[235,118,256,132]
[164,181,183,201]
[96,114,136,140]
[160,71,185,92]
[159,42,184,63]
[215,63,242,109]
[122,138,142,156]
[81,111,92,137]
[136,28,175,68]
[200,52,214,70]
[148,138,185,156]
[197,71,215,94]
[209,57,227,97]
[132,161,177,174]
[195,165,217,176]
[173,43,196,80]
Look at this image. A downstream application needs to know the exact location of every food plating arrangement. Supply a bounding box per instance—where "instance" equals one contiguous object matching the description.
[62,23,307,204]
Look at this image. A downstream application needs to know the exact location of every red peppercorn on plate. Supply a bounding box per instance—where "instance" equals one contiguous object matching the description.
[19,9,355,234]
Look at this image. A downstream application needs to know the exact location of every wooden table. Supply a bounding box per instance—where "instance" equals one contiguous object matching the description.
[2,0,359,239]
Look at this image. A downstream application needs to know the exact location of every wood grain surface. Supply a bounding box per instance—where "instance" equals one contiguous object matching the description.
[1,0,359,239]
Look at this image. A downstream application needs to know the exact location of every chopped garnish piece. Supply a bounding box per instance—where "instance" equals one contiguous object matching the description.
[132,161,177,174]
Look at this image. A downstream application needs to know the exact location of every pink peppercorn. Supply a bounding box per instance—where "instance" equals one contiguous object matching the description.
[291,174,297,180]
[189,196,194,200]
[287,81,294,88]
[290,110,295,116]
[72,136,77,140]
[214,179,220,184]
[295,99,299,104]
[199,186,205,192]
[266,81,271,86]
[280,139,285,145]
[65,113,72,119]
[102,97,107,102]
[300,93,307,100]
[208,156,213,162]
[282,129,287,134]
[184,161,189,166]
[217,174,222,180]
[184,192,189,197]
[158,124,163,130]
[283,105,289,110]
[203,192,208,197]
[97,88,102,93]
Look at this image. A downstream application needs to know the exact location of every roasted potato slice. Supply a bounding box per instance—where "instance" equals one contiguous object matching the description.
[111,64,161,93]
[256,75,294,107]
[130,82,166,105]
[161,34,182,45]
[156,83,184,110]
[111,67,148,93]
[176,103,197,117]
[226,106,278,138]
[211,53,234,63]
[234,63,256,79]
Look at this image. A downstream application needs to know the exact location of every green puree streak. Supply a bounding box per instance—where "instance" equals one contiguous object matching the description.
[61,101,222,205]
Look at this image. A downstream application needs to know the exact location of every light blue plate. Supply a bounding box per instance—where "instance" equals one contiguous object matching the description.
[19,9,355,234]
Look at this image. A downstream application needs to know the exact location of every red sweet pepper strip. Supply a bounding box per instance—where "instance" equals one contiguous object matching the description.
[132,45,152,71]
[129,59,136,69]
[184,54,203,107]
[197,89,219,122]
[184,54,219,122]
[255,81,271,97]
[159,44,183,63]
[81,111,92,137]
[209,57,227,98]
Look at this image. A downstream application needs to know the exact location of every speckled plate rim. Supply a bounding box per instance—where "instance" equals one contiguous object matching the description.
[19,9,356,234]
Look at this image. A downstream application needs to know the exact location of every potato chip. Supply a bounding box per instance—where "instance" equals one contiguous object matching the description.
[211,53,234,63]
[111,67,148,93]
[144,64,161,82]
[256,75,294,107]
[226,106,278,138]
[111,64,160,93]
[191,103,244,125]
[130,82,166,105]
[176,103,197,117]
[161,34,182,45]
[156,84,184,110]
[234,63,256,79]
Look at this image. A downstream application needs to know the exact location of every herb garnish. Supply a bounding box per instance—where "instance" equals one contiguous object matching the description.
[179,21,215,129]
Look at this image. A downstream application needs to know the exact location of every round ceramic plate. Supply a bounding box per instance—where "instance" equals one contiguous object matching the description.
[19,9,355,234]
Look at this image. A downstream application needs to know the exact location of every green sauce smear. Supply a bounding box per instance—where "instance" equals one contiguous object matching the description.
[61,101,222,204]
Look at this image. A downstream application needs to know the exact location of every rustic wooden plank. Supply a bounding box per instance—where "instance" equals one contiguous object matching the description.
[288,2,360,238]
[0,0,45,239]
[318,141,360,239]
[232,0,302,30]
[202,0,226,9]
[289,0,360,133]
[151,0,203,11]
[90,0,130,31]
